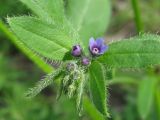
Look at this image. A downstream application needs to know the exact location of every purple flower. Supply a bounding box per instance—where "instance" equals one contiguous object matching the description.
[89,37,108,55]
[71,45,82,57]
[82,57,90,66]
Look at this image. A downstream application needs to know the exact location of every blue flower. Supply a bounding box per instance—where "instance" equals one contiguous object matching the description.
[89,37,108,55]
[71,45,82,57]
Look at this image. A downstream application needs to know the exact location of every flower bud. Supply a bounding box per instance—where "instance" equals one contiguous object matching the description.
[71,45,82,57]
[82,57,90,66]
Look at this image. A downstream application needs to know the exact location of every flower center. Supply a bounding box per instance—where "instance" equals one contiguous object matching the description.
[93,48,99,54]
[73,46,78,51]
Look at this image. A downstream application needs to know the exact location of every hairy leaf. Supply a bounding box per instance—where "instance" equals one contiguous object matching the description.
[25,67,62,98]
[137,77,156,119]
[89,61,109,116]
[66,0,111,50]
[8,16,80,60]
[98,34,160,68]
[19,0,65,24]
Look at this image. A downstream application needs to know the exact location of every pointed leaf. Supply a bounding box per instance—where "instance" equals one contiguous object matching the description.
[8,16,79,60]
[89,61,109,116]
[137,77,156,119]
[66,0,111,50]
[98,34,160,68]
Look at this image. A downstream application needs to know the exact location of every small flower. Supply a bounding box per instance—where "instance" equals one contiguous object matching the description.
[71,45,82,57]
[89,37,108,55]
[82,57,90,66]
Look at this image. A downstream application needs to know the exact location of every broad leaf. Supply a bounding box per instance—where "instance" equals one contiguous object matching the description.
[98,34,160,68]
[8,16,80,60]
[66,0,111,50]
[89,61,109,116]
[19,0,65,24]
[137,77,156,119]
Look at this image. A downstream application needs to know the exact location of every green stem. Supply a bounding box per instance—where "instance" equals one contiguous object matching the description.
[131,0,144,33]
[0,21,53,73]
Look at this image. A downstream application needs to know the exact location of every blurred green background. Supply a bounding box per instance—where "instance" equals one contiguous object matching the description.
[0,0,160,120]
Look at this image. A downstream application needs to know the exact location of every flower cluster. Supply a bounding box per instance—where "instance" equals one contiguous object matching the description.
[71,37,108,66]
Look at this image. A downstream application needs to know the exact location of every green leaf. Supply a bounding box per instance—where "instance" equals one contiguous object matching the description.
[19,0,65,24]
[89,61,109,116]
[66,0,111,50]
[8,16,79,60]
[98,34,160,68]
[137,77,156,119]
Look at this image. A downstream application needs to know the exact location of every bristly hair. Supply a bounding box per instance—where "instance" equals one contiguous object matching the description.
[25,66,63,98]
[43,57,63,69]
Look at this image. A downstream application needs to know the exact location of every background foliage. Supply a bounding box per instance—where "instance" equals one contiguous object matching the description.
[0,0,160,120]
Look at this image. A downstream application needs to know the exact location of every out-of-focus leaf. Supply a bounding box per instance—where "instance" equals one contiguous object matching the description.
[66,0,111,51]
[137,77,157,119]
[98,34,160,68]
[19,0,65,24]
[109,77,139,85]
[0,0,28,18]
